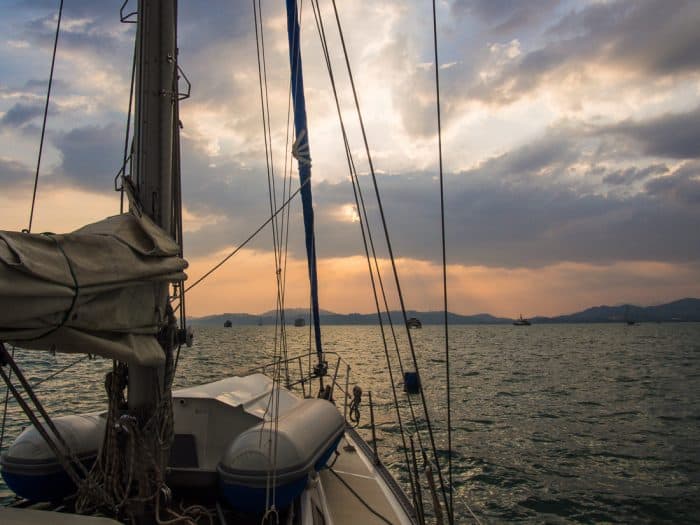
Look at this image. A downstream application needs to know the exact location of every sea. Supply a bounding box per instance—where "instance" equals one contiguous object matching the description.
[1,323,699,523]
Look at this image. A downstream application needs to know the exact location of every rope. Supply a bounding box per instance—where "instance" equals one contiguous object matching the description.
[329,0,451,514]
[309,0,427,513]
[0,346,15,455]
[31,354,90,389]
[184,177,309,294]
[0,344,87,488]
[27,0,63,233]
[456,490,484,525]
[348,385,362,425]
[328,468,393,525]
[118,26,138,213]
[431,0,454,522]
[22,234,81,342]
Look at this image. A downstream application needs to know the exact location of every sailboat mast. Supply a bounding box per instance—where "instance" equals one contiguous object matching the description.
[285,0,324,365]
[130,0,177,460]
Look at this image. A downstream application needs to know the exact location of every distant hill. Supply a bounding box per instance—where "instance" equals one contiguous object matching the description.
[531,298,700,323]
[189,309,512,326]
[189,298,700,326]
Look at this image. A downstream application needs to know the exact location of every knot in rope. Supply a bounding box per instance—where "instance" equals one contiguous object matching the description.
[349,385,362,425]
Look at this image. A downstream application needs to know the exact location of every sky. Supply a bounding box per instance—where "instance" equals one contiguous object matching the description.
[1,0,699,318]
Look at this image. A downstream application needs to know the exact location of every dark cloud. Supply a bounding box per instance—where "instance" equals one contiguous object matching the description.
[446,0,700,108]
[645,161,700,207]
[0,157,34,191]
[603,164,668,186]
[452,0,560,33]
[0,102,44,128]
[51,123,124,192]
[603,106,700,159]
[547,0,700,76]
[175,127,700,270]
[21,1,130,54]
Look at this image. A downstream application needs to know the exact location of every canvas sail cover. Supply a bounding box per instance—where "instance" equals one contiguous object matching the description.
[0,212,187,366]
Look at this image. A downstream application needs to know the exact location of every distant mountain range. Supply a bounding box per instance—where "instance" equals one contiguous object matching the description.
[189,298,700,326]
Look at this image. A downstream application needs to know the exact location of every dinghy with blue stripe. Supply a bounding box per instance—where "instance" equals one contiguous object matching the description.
[0,413,105,502]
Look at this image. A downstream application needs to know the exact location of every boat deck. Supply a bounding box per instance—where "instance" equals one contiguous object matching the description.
[0,507,121,525]
[319,428,415,525]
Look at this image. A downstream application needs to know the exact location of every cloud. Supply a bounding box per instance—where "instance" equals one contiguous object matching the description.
[440,0,700,112]
[0,157,34,192]
[2,1,698,281]
[0,102,44,128]
[603,106,700,159]
[51,123,124,192]
[644,161,700,207]
[452,0,560,34]
[603,164,668,186]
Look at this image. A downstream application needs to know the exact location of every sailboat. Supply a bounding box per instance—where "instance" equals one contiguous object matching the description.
[513,314,531,326]
[0,1,451,524]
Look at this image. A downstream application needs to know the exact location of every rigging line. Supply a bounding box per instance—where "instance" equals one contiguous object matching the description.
[431,0,453,523]
[308,0,419,506]
[310,0,427,475]
[253,0,288,383]
[119,26,138,214]
[276,1,304,374]
[184,176,309,292]
[456,489,484,525]
[328,468,393,525]
[252,1,281,271]
[0,346,15,455]
[280,0,304,345]
[30,354,90,389]
[329,0,450,513]
[27,0,64,233]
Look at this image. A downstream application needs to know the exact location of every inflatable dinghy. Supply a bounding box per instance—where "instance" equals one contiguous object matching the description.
[218,397,344,512]
[0,413,105,502]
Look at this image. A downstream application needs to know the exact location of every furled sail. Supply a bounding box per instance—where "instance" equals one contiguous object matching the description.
[0,211,187,366]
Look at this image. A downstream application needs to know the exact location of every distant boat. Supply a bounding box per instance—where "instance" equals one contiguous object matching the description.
[224,320,232,328]
[257,318,263,326]
[294,317,305,327]
[513,314,531,326]
[406,317,422,329]
[624,305,636,325]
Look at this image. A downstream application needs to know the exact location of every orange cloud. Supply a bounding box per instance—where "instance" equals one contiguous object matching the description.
[183,249,700,317]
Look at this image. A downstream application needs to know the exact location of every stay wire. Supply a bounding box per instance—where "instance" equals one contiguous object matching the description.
[119,26,138,214]
[183,176,310,291]
[278,0,306,376]
[311,0,429,485]
[309,0,419,508]
[329,0,450,514]
[27,0,63,233]
[0,346,15,455]
[431,0,454,522]
[172,3,187,352]
[31,354,90,389]
[252,0,279,350]
[253,0,288,506]
[253,0,289,386]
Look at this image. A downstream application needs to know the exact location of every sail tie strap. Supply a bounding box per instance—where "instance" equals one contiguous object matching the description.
[291,129,311,166]
[26,233,81,342]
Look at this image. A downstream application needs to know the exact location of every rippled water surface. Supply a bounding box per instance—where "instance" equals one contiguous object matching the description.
[1,323,699,523]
